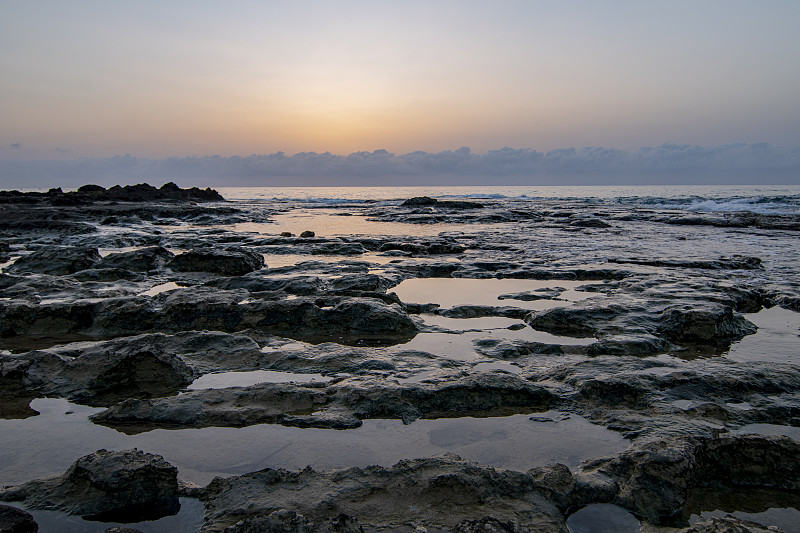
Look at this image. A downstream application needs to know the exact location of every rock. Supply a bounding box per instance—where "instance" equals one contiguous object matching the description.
[280,232,294,237]
[677,515,785,532]
[593,435,800,523]
[90,373,553,431]
[169,247,264,276]
[454,516,521,532]
[400,197,483,209]
[586,334,669,357]
[569,217,611,228]
[474,338,564,358]
[224,510,316,532]
[167,247,264,276]
[0,504,37,533]
[609,256,763,270]
[5,246,99,275]
[300,231,316,238]
[199,455,564,532]
[105,529,145,533]
[401,196,438,206]
[0,449,180,521]
[657,304,757,344]
[96,247,174,271]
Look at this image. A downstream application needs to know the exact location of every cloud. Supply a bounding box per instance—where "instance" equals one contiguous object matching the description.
[0,143,798,188]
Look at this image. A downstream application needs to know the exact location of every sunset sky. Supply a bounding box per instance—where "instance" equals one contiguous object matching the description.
[1,1,799,184]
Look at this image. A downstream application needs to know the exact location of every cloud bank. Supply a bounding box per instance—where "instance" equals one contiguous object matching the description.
[1,144,798,188]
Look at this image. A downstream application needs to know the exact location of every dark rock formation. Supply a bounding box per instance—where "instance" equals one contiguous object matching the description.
[168,247,264,276]
[4,246,100,275]
[0,450,180,522]
[96,247,174,272]
[0,504,37,533]
[199,455,563,532]
[90,373,553,431]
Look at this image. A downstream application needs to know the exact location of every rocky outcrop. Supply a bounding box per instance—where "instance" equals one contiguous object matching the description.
[677,516,786,533]
[91,373,554,431]
[4,246,99,275]
[0,450,180,522]
[168,247,264,276]
[0,183,223,205]
[0,504,37,533]
[95,247,174,272]
[0,293,418,347]
[401,196,484,209]
[199,455,563,532]
[585,435,800,523]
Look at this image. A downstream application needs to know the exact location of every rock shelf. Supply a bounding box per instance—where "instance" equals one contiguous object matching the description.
[1,185,800,532]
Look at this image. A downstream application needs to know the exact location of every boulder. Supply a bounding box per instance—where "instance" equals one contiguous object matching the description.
[0,449,180,521]
[5,246,99,275]
[169,247,264,276]
[0,504,37,533]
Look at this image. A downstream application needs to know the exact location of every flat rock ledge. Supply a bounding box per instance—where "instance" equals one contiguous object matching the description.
[190,433,800,532]
[1,435,797,532]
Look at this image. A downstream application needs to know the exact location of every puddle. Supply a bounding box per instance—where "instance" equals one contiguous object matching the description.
[97,246,147,258]
[6,498,204,533]
[140,282,183,297]
[392,278,596,311]
[471,361,522,374]
[734,423,800,441]
[0,399,628,486]
[230,209,495,237]
[398,317,594,361]
[187,370,332,389]
[566,503,641,533]
[262,253,400,268]
[682,487,800,533]
[726,306,800,364]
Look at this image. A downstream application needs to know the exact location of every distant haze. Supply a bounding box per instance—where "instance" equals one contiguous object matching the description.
[1,1,799,186]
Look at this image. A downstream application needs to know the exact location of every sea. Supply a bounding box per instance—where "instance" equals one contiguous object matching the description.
[214,185,800,215]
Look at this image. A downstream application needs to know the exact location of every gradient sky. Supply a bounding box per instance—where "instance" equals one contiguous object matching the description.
[2,0,799,162]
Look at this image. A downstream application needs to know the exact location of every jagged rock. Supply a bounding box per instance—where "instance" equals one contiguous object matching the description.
[1,344,194,405]
[677,516,785,532]
[454,516,521,532]
[90,373,553,431]
[95,246,174,271]
[474,338,564,358]
[199,455,563,532]
[224,510,313,532]
[4,246,99,275]
[0,504,37,533]
[589,435,800,523]
[169,247,264,276]
[586,334,669,356]
[657,303,757,344]
[0,450,180,521]
[401,196,438,206]
[400,197,483,209]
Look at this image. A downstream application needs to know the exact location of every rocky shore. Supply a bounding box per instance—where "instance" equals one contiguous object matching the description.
[1,185,799,532]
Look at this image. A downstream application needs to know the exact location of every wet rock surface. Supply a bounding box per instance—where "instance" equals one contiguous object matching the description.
[1,186,800,532]
[0,449,179,522]
[0,504,38,533]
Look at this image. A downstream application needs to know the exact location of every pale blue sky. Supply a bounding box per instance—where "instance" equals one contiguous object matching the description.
[2,0,799,162]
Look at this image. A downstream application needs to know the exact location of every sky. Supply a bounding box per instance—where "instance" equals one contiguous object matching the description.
[1,1,799,186]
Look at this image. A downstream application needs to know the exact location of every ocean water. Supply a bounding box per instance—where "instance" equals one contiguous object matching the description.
[216,185,800,214]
